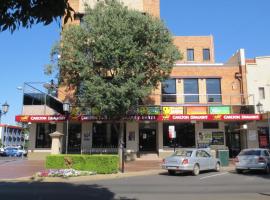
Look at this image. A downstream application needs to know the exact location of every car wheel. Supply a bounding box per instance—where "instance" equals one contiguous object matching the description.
[168,170,175,175]
[215,162,221,172]
[192,164,200,176]
[264,165,270,174]
[236,169,243,174]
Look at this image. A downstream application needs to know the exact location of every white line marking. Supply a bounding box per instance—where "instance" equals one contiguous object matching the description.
[200,172,228,180]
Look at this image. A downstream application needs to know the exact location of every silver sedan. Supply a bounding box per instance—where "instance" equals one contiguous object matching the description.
[162,148,221,176]
[235,148,270,174]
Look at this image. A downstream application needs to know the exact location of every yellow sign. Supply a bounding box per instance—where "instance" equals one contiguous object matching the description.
[162,106,184,115]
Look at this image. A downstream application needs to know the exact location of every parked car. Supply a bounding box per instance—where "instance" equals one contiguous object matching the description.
[16,145,28,157]
[162,148,221,176]
[2,146,28,157]
[2,147,23,157]
[235,148,270,174]
[0,147,5,156]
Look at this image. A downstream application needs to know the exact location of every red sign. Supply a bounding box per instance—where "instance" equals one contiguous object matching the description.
[159,114,261,121]
[15,114,261,122]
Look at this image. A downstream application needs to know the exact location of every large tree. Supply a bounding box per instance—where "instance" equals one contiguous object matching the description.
[48,0,180,164]
[0,0,73,32]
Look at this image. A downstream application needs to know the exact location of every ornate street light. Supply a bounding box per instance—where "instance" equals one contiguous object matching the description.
[63,99,71,154]
[0,101,9,123]
[256,102,263,114]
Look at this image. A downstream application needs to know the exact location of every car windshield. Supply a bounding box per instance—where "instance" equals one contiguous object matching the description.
[6,148,17,151]
[239,150,261,156]
[172,150,193,157]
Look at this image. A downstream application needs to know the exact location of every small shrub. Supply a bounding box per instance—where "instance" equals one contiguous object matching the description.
[46,155,119,174]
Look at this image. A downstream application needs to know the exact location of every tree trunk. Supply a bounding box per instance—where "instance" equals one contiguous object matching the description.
[117,121,125,173]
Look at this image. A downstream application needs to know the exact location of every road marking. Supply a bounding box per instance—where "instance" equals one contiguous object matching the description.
[200,172,228,180]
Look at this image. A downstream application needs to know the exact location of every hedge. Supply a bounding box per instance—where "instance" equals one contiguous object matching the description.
[46,154,119,174]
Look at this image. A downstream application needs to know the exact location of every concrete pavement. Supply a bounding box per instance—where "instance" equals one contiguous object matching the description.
[0,157,236,182]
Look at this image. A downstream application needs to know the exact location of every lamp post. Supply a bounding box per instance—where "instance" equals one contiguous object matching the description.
[63,99,71,154]
[256,102,263,114]
[0,101,9,124]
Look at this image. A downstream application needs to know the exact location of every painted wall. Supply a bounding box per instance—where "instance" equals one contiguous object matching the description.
[81,122,92,151]
[126,122,139,152]
[246,56,270,113]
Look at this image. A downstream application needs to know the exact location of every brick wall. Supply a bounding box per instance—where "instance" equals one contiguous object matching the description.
[173,36,215,63]
[150,65,243,105]
[143,0,160,18]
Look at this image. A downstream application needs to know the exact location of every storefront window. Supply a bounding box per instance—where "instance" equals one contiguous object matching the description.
[163,123,195,148]
[92,123,124,147]
[36,123,56,148]
[258,127,269,148]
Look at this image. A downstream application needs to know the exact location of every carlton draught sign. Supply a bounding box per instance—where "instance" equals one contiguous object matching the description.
[168,125,176,139]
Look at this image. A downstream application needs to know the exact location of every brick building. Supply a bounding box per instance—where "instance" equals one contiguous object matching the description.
[16,0,261,160]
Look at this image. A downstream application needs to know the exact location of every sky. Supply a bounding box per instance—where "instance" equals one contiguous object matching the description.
[0,0,270,125]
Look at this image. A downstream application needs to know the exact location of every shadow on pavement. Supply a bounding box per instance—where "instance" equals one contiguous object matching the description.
[229,170,270,180]
[159,170,219,177]
[0,181,137,200]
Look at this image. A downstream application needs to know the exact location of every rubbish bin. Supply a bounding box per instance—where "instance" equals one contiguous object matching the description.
[217,150,229,166]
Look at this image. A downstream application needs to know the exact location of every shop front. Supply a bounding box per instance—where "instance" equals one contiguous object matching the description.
[15,112,262,160]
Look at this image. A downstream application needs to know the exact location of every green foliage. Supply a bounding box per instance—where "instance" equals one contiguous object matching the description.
[46,155,119,174]
[48,0,181,119]
[0,0,73,32]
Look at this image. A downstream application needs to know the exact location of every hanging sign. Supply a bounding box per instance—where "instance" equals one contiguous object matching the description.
[168,125,176,139]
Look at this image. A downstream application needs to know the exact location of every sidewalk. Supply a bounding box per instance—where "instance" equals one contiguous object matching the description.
[0,159,45,180]
[0,158,236,182]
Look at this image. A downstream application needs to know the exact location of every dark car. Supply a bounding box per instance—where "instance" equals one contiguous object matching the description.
[2,147,23,157]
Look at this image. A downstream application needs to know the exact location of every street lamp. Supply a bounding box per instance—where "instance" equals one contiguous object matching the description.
[0,101,9,123]
[256,102,263,114]
[63,99,71,154]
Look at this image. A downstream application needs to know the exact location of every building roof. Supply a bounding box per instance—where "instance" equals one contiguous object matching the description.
[0,124,22,129]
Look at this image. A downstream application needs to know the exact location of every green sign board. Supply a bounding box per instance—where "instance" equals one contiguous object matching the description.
[209,106,231,114]
[138,106,160,115]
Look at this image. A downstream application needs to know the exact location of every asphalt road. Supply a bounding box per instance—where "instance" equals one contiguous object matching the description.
[0,170,269,200]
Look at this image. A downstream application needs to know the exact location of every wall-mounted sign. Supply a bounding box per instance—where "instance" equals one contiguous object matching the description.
[209,106,231,114]
[162,106,184,115]
[212,131,224,145]
[158,114,261,121]
[15,114,262,122]
[138,106,160,115]
[197,132,212,148]
[186,107,208,115]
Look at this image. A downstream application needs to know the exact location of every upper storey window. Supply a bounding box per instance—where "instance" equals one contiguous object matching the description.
[203,49,210,61]
[187,49,194,61]
[206,79,221,103]
[162,79,176,102]
[184,79,199,103]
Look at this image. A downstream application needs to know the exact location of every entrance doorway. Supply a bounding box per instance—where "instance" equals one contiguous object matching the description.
[139,123,157,152]
[67,123,81,153]
[225,124,241,158]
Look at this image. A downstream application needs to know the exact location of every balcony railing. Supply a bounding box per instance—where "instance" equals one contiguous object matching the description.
[142,93,255,106]
[22,82,64,114]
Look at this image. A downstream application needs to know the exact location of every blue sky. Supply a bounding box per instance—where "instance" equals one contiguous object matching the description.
[0,0,270,125]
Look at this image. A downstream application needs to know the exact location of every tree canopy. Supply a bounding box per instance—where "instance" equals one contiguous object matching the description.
[0,0,73,32]
[48,0,180,119]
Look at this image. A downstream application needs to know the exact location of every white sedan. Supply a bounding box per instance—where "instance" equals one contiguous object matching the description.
[162,148,221,176]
